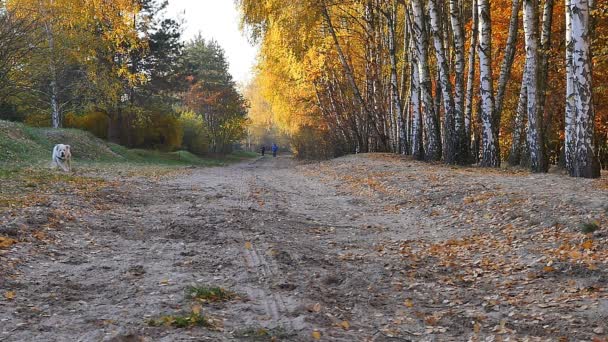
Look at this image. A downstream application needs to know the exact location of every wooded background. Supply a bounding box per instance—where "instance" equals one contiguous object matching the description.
[239,0,607,178]
[0,0,248,155]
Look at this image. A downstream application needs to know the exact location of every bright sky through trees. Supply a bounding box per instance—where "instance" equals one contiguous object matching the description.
[166,0,258,85]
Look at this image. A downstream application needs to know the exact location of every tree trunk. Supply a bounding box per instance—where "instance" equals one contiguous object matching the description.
[410,57,424,159]
[538,0,554,120]
[449,0,468,164]
[523,0,547,172]
[321,4,385,149]
[495,0,522,119]
[464,0,478,157]
[477,0,500,167]
[411,0,441,161]
[44,19,60,128]
[429,0,457,164]
[387,1,405,154]
[509,80,527,166]
[566,0,600,178]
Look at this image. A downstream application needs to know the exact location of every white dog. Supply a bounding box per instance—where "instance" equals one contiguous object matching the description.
[52,144,72,172]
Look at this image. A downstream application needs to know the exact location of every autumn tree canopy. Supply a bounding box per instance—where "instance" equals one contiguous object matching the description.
[239,0,607,178]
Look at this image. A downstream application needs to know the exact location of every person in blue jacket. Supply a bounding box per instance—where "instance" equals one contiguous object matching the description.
[271,143,278,157]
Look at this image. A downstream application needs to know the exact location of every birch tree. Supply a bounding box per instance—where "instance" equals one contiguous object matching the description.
[464,0,478,156]
[565,0,600,178]
[477,0,500,167]
[385,1,405,154]
[429,0,457,164]
[411,0,441,161]
[495,0,522,119]
[449,0,468,163]
[523,0,547,172]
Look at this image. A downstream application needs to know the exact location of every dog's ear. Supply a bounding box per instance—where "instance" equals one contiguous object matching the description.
[66,145,71,151]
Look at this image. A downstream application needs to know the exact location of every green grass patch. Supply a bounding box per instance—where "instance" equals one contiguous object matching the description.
[0,120,256,170]
[185,286,237,303]
[147,312,211,329]
[233,326,293,341]
[580,222,600,234]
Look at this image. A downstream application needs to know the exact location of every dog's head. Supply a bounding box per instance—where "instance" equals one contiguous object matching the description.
[55,144,71,159]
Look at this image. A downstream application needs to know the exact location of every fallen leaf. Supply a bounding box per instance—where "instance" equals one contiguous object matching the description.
[245,241,252,250]
[581,240,594,250]
[192,304,202,315]
[340,320,350,330]
[0,237,17,249]
[473,321,481,333]
[404,298,414,308]
[543,266,555,273]
[312,303,321,312]
[312,330,322,340]
[4,291,15,300]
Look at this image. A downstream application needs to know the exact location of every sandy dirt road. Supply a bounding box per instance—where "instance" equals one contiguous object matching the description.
[1,154,607,341]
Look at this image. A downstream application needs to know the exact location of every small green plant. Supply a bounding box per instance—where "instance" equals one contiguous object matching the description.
[186,285,236,303]
[580,222,600,234]
[234,326,292,341]
[147,312,210,328]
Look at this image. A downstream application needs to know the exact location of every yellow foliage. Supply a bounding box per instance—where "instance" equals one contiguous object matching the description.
[24,113,51,127]
[64,111,109,139]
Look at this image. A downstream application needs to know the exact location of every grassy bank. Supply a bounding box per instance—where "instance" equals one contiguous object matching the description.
[0,120,257,170]
[0,120,257,210]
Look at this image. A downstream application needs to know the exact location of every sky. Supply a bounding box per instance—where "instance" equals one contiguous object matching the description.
[166,0,259,85]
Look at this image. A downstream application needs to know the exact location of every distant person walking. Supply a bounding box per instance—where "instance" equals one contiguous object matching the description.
[271,143,278,157]
[261,145,266,156]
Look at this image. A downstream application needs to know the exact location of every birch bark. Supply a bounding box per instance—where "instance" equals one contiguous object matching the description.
[523,0,547,172]
[566,0,600,177]
[411,0,441,161]
[429,0,457,164]
[477,0,500,167]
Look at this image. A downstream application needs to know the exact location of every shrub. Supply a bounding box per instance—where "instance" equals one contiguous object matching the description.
[24,112,51,127]
[291,125,347,160]
[131,111,184,151]
[178,111,209,155]
[64,111,110,139]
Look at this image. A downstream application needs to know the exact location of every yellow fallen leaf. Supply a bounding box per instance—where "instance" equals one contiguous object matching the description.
[543,266,555,273]
[160,279,169,285]
[473,321,481,333]
[0,237,17,249]
[569,251,582,259]
[192,304,202,315]
[312,330,322,340]
[404,298,414,308]
[340,320,350,330]
[245,241,252,250]
[4,291,15,300]
[581,240,594,250]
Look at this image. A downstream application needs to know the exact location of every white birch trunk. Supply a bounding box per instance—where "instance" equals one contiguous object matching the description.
[44,11,60,128]
[411,0,441,161]
[449,0,468,163]
[523,0,546,172]
[387,1,405,154]
[477,0,500,167]
[567,0,600,177]
[564,0,576,171]
[464,0,478,154]
[410,60,423,160]
[495,0,522,118]
[429,0,457,164]
[509,80,527,165]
